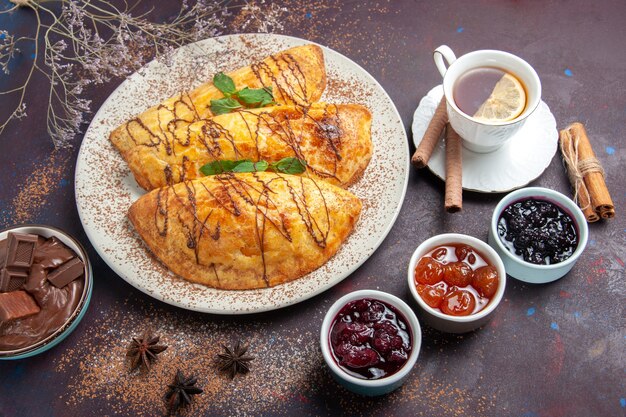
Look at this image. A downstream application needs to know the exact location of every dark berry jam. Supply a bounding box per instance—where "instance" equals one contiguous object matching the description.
[414,244,499,316]
[329,298,412,380]
[498,197,578,265]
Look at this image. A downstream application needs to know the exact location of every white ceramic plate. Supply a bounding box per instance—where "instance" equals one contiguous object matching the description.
[412,85,558,193]
[75,34,409,314]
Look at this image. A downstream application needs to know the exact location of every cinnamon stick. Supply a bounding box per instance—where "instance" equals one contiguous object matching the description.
[412,97,448,169]
[559,122,614,222]
[559,127,599,222]
[445,124,462,213]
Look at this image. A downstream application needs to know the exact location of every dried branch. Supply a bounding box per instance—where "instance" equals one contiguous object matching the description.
[0,0,285,148]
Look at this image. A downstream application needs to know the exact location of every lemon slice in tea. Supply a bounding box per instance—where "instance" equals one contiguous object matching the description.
[473,74,526,122]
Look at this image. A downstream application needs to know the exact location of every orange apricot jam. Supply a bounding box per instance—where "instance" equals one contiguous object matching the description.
[414,244,499,316]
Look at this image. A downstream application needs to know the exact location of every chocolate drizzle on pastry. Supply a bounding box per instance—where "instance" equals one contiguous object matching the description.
[106,45,377,193]
[127,102,347,189]
[176,173,328,286]
[251,53,309,105]
[124,50,314,152]
[128,171,357,289]
[119,45,367,290]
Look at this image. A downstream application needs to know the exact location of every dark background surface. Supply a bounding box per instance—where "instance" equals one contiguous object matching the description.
[0,1,624,416]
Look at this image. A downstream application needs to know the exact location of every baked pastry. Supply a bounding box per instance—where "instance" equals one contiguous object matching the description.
[110,44,326,155]
[117,103,372,190]
[128,172,361,290]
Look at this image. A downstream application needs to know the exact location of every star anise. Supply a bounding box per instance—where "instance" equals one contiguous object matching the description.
[216,340,254,378]
[126,330,168,371]
[165,369,203,416]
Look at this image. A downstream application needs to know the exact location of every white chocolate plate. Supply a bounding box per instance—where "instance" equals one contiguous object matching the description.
[75,34,409,314]
[412,85,558,193]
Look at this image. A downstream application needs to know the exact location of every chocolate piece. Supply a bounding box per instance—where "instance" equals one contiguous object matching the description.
[6,232,38,269]
[0,268,29,292]
[0,290,40,323]
[47,257,84,288]
[0,239,7,268]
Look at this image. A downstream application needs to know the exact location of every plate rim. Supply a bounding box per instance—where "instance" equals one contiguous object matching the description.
[75,33,409,314]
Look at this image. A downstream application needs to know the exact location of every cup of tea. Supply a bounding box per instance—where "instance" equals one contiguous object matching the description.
[433,45,541,153]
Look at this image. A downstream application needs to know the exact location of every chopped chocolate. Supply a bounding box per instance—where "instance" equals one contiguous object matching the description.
[0,268,29,292]
[6,232,38,269]
[0,290,40,324]
[47,257,84,288]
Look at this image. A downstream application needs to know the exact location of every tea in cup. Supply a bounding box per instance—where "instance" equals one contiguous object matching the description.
[433,45,541,153]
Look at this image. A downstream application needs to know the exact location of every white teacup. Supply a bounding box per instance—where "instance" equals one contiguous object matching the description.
[433,45,541,153]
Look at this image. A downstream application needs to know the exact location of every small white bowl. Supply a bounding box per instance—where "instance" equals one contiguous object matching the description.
[320,290,421,396]
[488,187,588,284]
[407,233,506,334]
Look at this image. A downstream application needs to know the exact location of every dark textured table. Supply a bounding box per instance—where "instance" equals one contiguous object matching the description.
[1,1,624,416]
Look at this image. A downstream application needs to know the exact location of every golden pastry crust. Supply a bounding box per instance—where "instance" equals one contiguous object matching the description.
[110,44,326,156]
[128,172,362,290]
[121,103,372,190]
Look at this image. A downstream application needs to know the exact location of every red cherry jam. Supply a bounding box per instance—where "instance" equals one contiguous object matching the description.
[329,298,412,380]
[414,244,499,316]
[498,198,578,265]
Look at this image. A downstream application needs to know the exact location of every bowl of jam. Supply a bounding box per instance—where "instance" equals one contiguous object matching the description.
[320,290,421,396]
[407,234,506,334]
[0,225,93,360]
[488,187,588,283]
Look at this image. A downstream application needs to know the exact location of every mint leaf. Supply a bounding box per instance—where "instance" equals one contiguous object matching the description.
[210,97,242,115]
[199,160,249,176]
[232,160,269,173]
[200,159,272,175]
[235,87,275,108]
[213,72,236,95]
[269,157,306,174]
[200,158,305,176]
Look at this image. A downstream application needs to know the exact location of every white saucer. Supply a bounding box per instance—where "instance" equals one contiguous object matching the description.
[411,85,558,193]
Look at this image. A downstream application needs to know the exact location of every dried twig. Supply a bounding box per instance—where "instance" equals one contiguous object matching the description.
[0,0,286,148]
